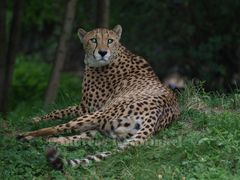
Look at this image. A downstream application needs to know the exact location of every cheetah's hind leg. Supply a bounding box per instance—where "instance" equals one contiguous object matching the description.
[47,130,97,145]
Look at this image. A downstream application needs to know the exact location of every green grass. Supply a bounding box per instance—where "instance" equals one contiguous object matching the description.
[1,85,240,179]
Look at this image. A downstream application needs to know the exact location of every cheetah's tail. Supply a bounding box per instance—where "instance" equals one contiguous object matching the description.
[46,146,112,171]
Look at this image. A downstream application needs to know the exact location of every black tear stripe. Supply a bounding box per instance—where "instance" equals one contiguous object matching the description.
[107,31,110,48]
[92,31,98,57]
[93,39,98,57]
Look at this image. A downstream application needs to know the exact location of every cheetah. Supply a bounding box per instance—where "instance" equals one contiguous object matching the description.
[17,25,180,170]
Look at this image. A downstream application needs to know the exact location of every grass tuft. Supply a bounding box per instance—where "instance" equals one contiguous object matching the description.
[0,82,240,179]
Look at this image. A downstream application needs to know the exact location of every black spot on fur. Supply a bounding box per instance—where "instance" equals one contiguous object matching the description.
[128,110,132,115]
[87,156,95,160]
[16,135,29,142]
[124,122,131,127]
[65,123,70,127]
[127,133,133,137]
[101,119,107,129]
[77,122,83,126]
[134,123,141,130]
[72,159,79,164]
[96,154,104,159]
[111,125,115,131]
[143,131,148,135]
[86,131,92,137]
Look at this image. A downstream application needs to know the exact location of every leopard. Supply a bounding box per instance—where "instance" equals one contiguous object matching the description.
[17,25,180,171]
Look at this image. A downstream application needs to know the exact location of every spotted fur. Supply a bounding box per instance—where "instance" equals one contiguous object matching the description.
[17,25,180,170]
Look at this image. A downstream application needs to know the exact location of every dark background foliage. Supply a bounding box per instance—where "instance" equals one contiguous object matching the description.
[18,0,240,89]
[1,0,240,111]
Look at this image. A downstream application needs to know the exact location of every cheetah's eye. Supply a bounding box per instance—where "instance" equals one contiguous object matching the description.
[90,38,97,43]
[108,39,113,44]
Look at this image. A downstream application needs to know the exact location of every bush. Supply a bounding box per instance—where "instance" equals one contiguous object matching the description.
[11,56,82,109]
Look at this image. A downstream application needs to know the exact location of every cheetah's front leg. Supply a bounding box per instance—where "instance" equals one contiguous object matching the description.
[32,104,88,123]
[17,111,102,141]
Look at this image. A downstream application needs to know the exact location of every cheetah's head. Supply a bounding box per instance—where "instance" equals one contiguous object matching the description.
[78,25,122,68]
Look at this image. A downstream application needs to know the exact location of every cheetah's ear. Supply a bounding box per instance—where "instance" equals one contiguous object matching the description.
[77,28,87,43]
[112,25,122,39]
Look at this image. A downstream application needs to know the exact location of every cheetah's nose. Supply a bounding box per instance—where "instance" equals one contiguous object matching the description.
[98,51,107,57]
